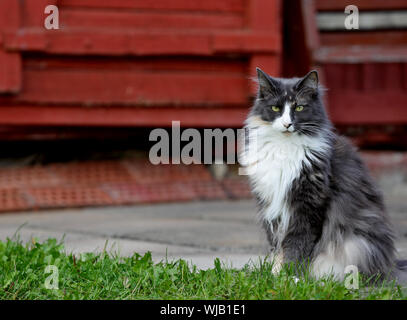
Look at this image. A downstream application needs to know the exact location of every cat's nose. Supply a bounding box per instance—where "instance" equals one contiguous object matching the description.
[283,123,292,129]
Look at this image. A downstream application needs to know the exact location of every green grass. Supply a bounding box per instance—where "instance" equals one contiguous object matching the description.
[0,237,406,300]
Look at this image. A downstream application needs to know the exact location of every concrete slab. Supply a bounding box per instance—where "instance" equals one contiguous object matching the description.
[0,201,269,269]
[0,201,267,252]
[0,226,213,256]
[0,200,406,269]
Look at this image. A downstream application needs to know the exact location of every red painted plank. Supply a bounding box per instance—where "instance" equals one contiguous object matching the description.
[0,0,20,30]
[324,63,406,91]
[315,0,407,10]
[0,0,21,93]
[249,0,281,33]
[383,63,403,90]
[248,0,282,94]
[4,30,279,55]
[8,70,247,105]
[24,56,247,74]
[4,30,213,56]
[301,0,320,53]
[404,64,407,90]
[59,0,245,12]
[323,64,345,89]
[362,63,380,90]
[60,8,244,30]
[327,92,407,124]
[23,0,58,27]
[213,32,280,53]
[0,106,249,127]
[343,64,362,90]
[0,126,145,141]
[320,31,407,47]
[314,46,407,63]
[0,51,22,93]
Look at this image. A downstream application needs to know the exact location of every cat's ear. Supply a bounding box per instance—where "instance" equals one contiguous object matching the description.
[296,70,319,91]
[256,67,279,98]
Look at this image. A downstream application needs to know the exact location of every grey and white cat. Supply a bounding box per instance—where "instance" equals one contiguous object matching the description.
[242,68,407,284]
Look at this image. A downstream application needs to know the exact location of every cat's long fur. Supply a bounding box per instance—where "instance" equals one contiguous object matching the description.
[242,68,407,284]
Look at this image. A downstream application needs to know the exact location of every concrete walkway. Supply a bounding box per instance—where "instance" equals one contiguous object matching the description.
[0,199,406,269]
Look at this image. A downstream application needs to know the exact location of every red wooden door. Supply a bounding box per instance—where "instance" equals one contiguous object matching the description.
[0,0,282,131]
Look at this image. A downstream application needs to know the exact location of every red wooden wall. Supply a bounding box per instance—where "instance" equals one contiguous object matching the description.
[314,0,407,127]
[0,0,282,132]
[298,1,407,123]
[281,0,407,147]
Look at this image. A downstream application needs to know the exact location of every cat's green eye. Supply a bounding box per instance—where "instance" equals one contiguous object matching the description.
[271,106,280,112]
[295,105,304,112]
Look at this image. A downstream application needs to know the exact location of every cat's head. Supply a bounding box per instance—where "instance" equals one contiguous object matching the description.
[249,68,330,137]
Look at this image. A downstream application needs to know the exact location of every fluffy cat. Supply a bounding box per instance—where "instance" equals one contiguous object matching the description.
[241,68,407,284]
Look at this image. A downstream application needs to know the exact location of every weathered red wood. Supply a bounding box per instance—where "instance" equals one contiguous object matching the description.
[301,0,320,55]
[404,64,407,90]
[60,8,244,30]
[4,30,212,55]
[0,127,147,141]
[0,0,21,93]
[383,63,404,90]
[248,0,282,95]
[4,30,279,56]
[320,31,407,46]
[2,93,406,127]
[0,0,20,29]
[24,56,247,74]
[213,32,280,53]
[295,0,407,137]
[325,63,407,91]
[327,92,407,124]
[0,106,249,127]
[0,0,282,133]
[23,0,58,27]
[0,51,22,93]
[362,64,379,90]
[314,46,407,63]
[59,0,245,12]
[348,132,407,149]
[315,0,407,10]
[324,64,345,89]
[248,0,281,34]
[298,0,325,104]
[342,64,361,90]
[2,70,247,105]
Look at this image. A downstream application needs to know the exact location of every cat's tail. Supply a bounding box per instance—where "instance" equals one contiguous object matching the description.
[393,259,407,285]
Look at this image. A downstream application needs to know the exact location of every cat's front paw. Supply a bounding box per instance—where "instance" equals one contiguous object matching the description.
[271,251,284,275]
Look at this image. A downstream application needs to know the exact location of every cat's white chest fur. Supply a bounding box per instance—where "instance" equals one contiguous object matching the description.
[242,116,329,245]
